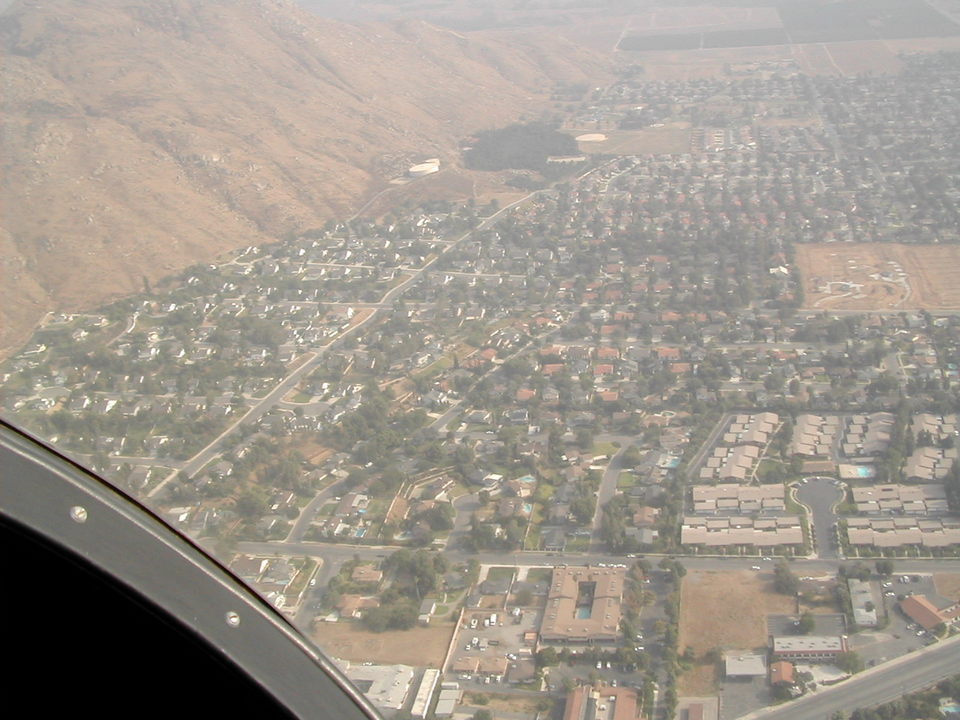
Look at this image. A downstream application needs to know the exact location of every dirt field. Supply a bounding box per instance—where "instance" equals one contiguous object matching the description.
[627,5,782,33]
[572,124,691,155]
[934,573,960,602]
[794,43,842,75]
[826,41,903,75]
[678,570,796,695]
[312,620,455,667]
[624,44,794,80]
[796,243,960,311]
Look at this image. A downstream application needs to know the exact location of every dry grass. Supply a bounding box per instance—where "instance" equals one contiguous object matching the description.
[796,243,960,311]
[572,124,691,155]
[311,620,455,668]
[825,41,902,75]
[465,693,549,714]
[934,573,960,603]
[678,570,796,694]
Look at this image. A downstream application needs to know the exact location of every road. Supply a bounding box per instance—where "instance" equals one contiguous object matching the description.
[590,443,628,552]
[236,539,960,579]
[685,412,731,480]
[739,635,960,720]
[285,475,356,543]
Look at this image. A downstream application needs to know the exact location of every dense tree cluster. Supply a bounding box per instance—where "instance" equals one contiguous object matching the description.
[464,122,579,172]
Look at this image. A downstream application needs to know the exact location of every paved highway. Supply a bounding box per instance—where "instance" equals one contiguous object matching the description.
[237,539,960,577]
[739,635,960,720]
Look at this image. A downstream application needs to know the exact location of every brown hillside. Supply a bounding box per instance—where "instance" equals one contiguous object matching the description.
[0,0,609,355]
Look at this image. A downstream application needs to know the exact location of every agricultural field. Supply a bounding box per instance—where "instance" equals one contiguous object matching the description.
[311,620,456,667]
[678,570,796,695]
[796,243,960,311]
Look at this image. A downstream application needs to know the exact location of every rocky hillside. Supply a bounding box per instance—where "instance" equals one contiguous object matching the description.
[0,0,608,354]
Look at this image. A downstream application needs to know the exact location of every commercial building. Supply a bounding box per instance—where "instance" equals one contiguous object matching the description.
[676,697,720,720]
[769,661,795,686]
[771,636,847,663]
[899,594,960,632]
[847,578,878,627]
[411,668,440,719]
[540,566,625,644]
[338,661,415,715]
[562,683,641,720]
[434,683,460,717]
[724,653,767,678]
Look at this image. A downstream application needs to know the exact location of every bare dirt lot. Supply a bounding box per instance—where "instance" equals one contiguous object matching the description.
[678,570,796,695]
[627,5,782,34]
[934,573,960,602]
[312,620,455,668]
[571,124,691,155]
[792,41,902,76]
[796,243,960,311]
[825,40,903,75]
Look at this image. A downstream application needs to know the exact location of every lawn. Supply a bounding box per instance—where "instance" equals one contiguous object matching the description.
[485,566,517,583]
[526,567,553,584]
[591,442,619,458]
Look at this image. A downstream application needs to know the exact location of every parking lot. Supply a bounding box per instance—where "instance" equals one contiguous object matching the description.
[848,573,941,666]
[719,676,771,720]
[767,613,847,638]
[448,605,542,687]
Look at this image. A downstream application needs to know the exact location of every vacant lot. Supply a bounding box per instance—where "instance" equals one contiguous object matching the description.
[678,570,795,694]
[311,620,455,667]
[935,573,960,602]
[465,692,552,715]
[796,243,960,311]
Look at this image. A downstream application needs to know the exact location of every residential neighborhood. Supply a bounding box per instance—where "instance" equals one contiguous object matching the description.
[3,45,960,720]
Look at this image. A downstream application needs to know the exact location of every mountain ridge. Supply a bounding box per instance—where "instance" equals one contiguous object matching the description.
[0,0,609,355]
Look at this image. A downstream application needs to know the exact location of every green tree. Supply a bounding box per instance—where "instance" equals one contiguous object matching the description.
[536,647,559,667]
[773,560,799,595]
[835,651,864,674]
[875,559,895,576]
